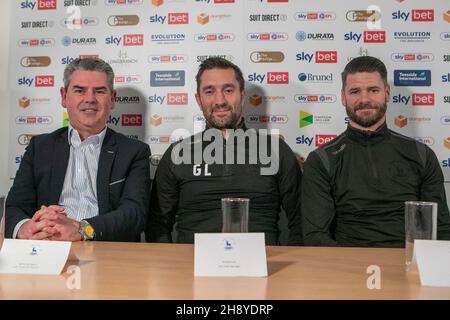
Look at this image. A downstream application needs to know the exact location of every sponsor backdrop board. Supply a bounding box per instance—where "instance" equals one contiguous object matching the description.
[7,0,450,181]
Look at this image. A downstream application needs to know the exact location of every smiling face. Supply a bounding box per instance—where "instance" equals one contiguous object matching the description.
[195,68,244,130]
[341,71,390,131]
[60,70,116,140]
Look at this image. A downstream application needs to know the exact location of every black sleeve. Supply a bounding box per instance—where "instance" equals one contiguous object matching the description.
[277,140,303,246]
[5,138,38,238]
[301,150,338,246]
[420,146,450,240]
[146,145,179,242]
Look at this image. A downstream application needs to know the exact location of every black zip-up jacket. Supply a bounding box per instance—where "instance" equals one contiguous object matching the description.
[302,123,450,247]
[147,124,303,245]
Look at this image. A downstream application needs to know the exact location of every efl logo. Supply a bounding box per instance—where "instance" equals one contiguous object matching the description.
[38,0,57,10]
[122,114,143,126]
[123,34,143,46]
[315,134,336,147]
[267,72,288,84]
[364,31,385,43]
[412,9,434,22]
[391,53,434,62]
[35,75,54,87]
[167,93,188,105]
[315,51,337,63]
[412,93,434,106]
[168,13,189,24]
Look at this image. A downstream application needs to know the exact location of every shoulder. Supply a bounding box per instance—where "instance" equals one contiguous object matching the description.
[30,127,68,146]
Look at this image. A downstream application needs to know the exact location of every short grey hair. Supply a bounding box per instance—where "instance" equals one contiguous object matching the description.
[63,58,115,92]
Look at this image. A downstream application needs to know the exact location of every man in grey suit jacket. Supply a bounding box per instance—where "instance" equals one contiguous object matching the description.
[6,58,150,242]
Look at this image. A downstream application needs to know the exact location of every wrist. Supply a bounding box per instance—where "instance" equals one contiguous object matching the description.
[78,220,95,241]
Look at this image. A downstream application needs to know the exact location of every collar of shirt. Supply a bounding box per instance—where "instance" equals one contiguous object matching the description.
[68,124,107,149]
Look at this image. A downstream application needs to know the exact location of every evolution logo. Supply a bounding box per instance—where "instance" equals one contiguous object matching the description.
[105,34,144,46]
[149,13,189,24]
[247,72,289,84]
[392,9,434,21]
[247,32,288,41]
[294,94,336,103]
[294,12,336,21]
[391,53,434,62]
[344,31,386,43]
[392,93,435,106]
[20,0,57,10]
[151,33,186,45]
[394,70,431,86]
[17,76,54,87]
[393,31,431,43]
[296,51,337,63]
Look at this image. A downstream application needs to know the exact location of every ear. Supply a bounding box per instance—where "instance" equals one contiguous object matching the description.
[110,89,117,110]
[195,93,203,110]
[341,89,346,108]
[60,87,67,109]
[385,84,391,103]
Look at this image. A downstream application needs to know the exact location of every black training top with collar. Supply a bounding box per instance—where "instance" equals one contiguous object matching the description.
[302,122,450,247]
[147,121,303,245]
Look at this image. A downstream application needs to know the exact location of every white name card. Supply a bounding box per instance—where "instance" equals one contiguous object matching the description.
[0,239,71,275]
[194,233,267,277]
[415,240,450,287]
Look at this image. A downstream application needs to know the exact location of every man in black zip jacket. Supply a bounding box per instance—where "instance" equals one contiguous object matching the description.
[302,56,450,247]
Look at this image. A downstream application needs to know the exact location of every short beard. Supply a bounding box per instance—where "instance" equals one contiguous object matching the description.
[204,107,241,129]
[347,102,387,128]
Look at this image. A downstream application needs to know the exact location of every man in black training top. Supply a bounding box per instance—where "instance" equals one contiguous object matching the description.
[302,56,450,247]
[147,57,303,245]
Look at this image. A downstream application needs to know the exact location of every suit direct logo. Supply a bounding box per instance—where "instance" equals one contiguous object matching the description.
[20,56,51,67]
[391,53,434,62]
[249,14,287,22]
[299,111,313,128]
[250,51,284,63]
[393,70,431,86]
[294,12,336,21]
[150,70,185,87]
[108,15,140,26]
[21,20,54,29]
[392,9,434,22]
[64,0,97,7]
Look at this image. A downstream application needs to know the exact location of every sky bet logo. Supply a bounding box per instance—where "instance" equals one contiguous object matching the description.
[296,51,337,63]
[148,93,188,105]
[21,0,57,10]
[392,9,434,22]
[443,158,450,168]
[392,93,435,106]
[344,31,385,43]
[105,34,144,46]
[17,75,54,87]
[149,13,189,24]
[297,134,337,147]
[247,72,289,84]
[442,73,450,83]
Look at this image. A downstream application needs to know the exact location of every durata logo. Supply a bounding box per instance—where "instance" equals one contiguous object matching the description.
[412,93,434,106]
[346,10,381,22]
[122,114,143,126]
[294,12,336,21]
[148,54,188,63]
[392,9,434,21]
[391,53,434,62]
[294,94,336,103]
[315,134,337,147]
[18,38,55,47]
[247,32,288,41]
[20,56,51,67]
[62,36,97,46]
[250,51,284,63]
[108,15,140,26]
[115,96,141,104]
[295,31,334,41]
[195,33,234,42]
[20,0,57,10]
